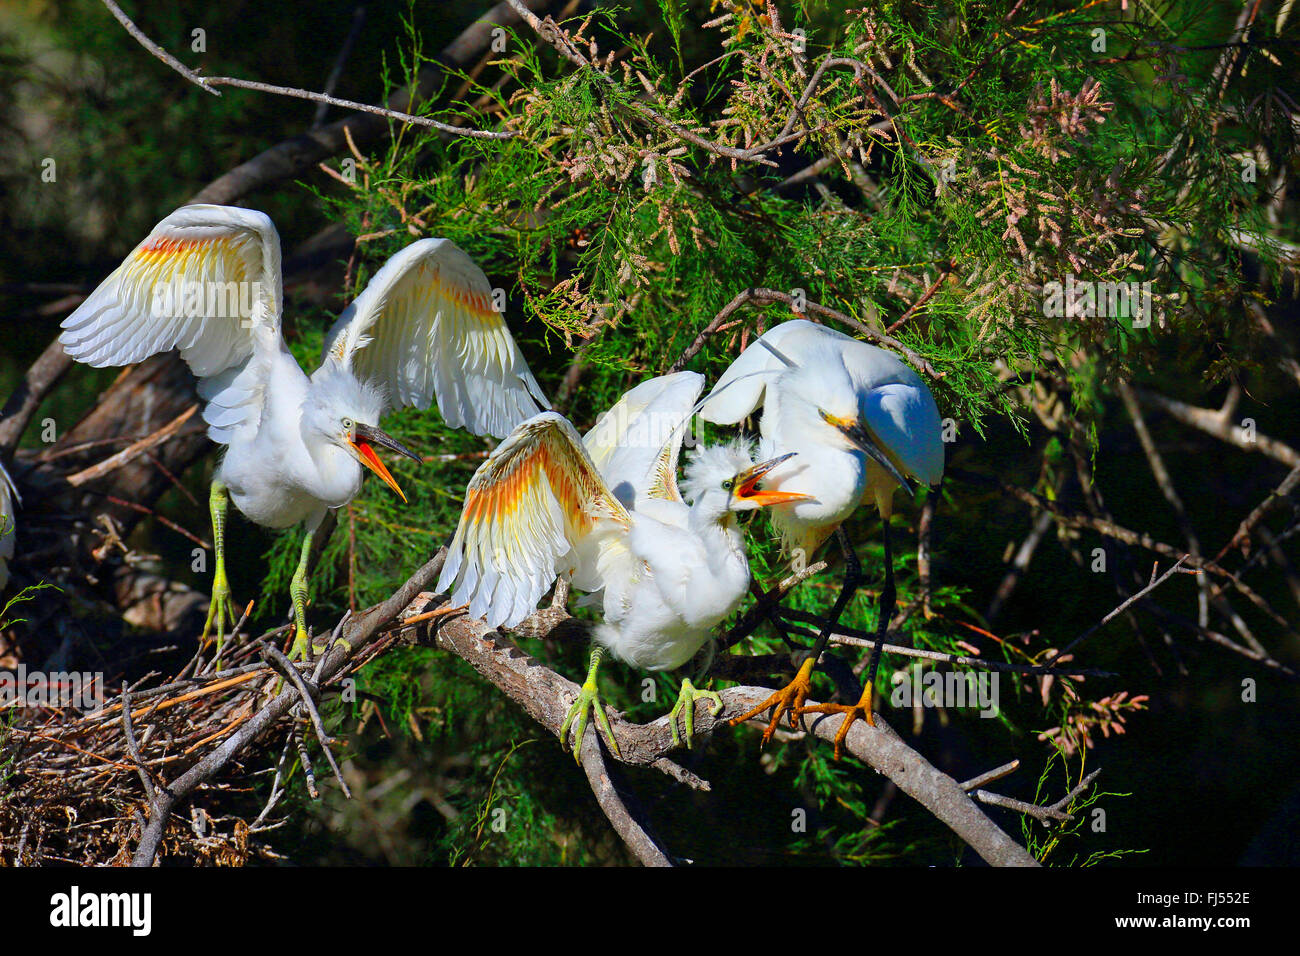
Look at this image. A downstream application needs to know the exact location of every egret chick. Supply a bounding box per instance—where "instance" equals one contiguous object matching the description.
[438,372,809,758]
[60,204,548,658]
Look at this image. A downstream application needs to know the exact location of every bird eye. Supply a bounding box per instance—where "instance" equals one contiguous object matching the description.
[342,418,354,430]
[721,479,734,492]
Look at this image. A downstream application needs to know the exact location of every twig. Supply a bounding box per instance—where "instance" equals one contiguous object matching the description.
[101,0,512,139]
[885,261,955,333]
[120,684,156,802]
[974,790,1070,824]
[794,617,1115,677]
[1041,558,1188,669]
[100,0,216,92]
[959,760,1020,792]
[66,405,199,487]
[975,768,1102,826]
[256,639,351,800]
[1215,463,1300,561]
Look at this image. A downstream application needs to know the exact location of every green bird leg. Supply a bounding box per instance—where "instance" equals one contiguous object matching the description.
[201,479,236,658]
[561,645,622,763]
[668,677,724,749]
[287,525,316,662]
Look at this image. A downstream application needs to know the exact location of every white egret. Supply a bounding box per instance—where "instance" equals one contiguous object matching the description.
[437,371,810,758]
[59,204,548,657]
[700,319,944,755]
[0,460,18,593]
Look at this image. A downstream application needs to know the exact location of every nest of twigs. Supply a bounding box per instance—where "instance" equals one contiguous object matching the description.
[0,554,441,867]
[0,609,381,866]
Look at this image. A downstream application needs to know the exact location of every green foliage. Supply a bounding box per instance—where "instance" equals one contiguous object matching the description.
[0,582,57,631]
[241,0,1295,866]
[8,0,1292,866]
[1023,750,1147,866]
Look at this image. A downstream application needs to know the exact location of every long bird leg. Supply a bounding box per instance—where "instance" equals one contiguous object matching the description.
[287,514,323,662]
[797,520,895,759]
[561,645,622,763]
[730,526,865,746]
[201,479,237,658]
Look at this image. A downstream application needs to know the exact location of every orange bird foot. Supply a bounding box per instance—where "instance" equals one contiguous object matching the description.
[729,657,816,747]
[796,684,875,761]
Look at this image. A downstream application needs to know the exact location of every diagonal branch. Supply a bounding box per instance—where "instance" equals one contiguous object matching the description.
[417,594,1039,867]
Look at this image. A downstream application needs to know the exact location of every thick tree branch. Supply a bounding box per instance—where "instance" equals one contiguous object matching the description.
[412,594,1039,867]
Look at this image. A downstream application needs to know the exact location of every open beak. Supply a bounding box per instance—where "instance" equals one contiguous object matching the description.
[734,452,814,507]
[351,423,422,503]
[821,411,914,493]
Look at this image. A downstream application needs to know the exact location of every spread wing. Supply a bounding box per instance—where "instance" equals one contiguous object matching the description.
[437,412,630,628]
[320,239,549,439]
[582,371,704,507]
[58,204,284,444]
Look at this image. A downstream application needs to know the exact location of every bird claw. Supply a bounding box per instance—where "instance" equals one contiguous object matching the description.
[729,656,816,746]
[202,568,236,658]
[796,684,876,761]
[287,627,312,663]
[668,678,724,749]
[561,679,621,764]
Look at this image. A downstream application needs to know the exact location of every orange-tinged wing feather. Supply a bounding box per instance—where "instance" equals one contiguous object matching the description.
[438,412,628,628]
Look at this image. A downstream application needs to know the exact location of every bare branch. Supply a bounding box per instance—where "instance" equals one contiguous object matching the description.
[101,0,512,138]
[66,404,200,488]
[418,597,1040,867]
[670,287,941,380]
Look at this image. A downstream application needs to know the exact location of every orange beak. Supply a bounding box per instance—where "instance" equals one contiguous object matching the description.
[351,423,421,503]
[734,453,814,507]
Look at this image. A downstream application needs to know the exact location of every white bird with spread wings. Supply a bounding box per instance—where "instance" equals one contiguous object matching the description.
[59,203,548,658]
[437,371,809,757]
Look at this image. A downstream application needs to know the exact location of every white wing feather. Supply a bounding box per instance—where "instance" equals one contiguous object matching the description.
[701,319,944,486]
[437,412,629,628]
[583,371,704,506]
[863,382,945,487]
[697,321,824,425]
[59,204,283,444]
[0,460,18,592]
[321,239,549,438]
